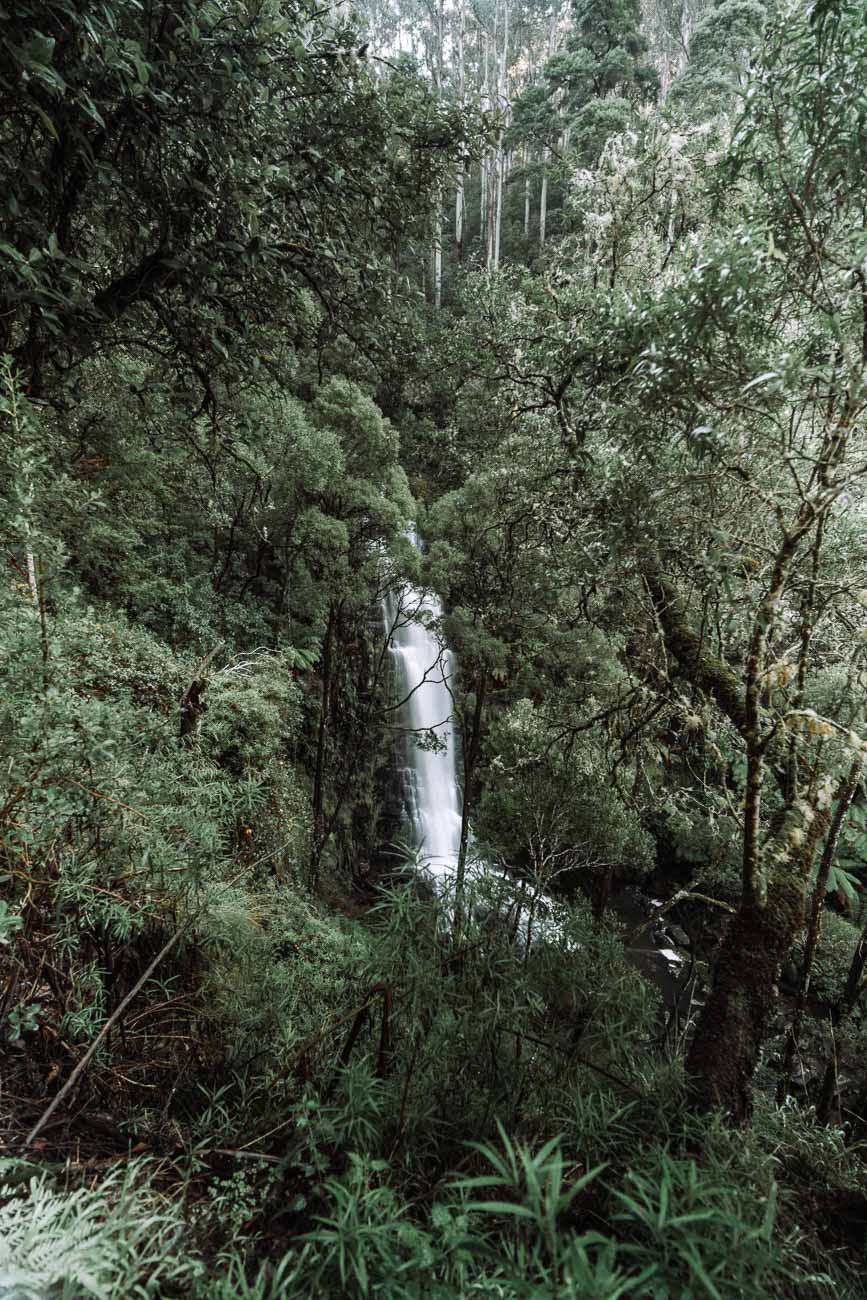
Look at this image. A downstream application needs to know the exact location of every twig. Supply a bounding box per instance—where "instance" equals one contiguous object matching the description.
[25,927,186,1146]
[623,889,735,947]
[498,1025,645,1098]
[24,840,292,1148]
[210,1148,282,1165]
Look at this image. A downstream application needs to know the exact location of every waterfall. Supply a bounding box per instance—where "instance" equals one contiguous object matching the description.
[380,554,688,978]
[383,577,463,882]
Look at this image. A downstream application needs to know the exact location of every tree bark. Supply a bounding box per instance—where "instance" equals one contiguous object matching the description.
[456,670,487,902]
[684,820,825,1121]
[539,10,557,249]
[524,145,531,239]
[779,756,863,1101]
[455,0,466,260]
[642,555,826,1122]
[817,915,867,1121]
[433,196,443,308]
[492,0,509,271]
[312,602,338,857]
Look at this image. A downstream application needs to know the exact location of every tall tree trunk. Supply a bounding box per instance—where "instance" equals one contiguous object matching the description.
[483,2,500,270]
[779,756,863,1100]
[456,670,487,903]
[523,144,530,238]
[456,169,466,261]
[433,195,443,308]
[493,141,504,269]
[492,0,509,271]
[455,0,466,259]
[480,153,487,243]
[643,556,829,1122]
[480,34,488,238]
[312,602,338,862]
[431,0,445,306]
[539,9,557,249]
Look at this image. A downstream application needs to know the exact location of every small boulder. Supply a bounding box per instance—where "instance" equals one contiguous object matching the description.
[666,924,691,949]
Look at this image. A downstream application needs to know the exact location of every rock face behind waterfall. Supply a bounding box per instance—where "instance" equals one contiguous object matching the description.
[381,582,463,883]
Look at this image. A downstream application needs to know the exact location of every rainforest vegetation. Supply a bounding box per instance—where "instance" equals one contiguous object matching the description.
[2,0,867,1294]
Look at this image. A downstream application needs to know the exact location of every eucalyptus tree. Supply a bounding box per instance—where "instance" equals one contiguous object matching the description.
[669,0,767,113]
[543,0,659,164]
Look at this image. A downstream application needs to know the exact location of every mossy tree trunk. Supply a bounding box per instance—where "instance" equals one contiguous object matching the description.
[643,551,837,1123]
[683,820,826,1121]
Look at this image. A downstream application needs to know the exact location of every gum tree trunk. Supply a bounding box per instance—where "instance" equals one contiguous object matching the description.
[684,836,822,1121]
[643,556,829,1122]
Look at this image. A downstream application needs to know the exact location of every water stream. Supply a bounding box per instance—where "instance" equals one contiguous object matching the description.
[383,579,463,882]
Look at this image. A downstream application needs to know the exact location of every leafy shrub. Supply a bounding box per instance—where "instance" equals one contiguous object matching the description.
[0,1165,200,1298]
[611,1150,780,1298]
[795,911,862,1005]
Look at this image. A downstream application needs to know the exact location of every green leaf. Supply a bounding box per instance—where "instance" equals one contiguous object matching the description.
[32,103,59,141]
[464,1200,537,1219]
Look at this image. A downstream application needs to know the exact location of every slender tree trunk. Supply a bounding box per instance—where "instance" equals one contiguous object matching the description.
[431,0,444,306]
[455,0,466,259]
[312,602,338,861]
[456,170,466,261]
[485,160,494,266]
[493,141,504,269]
[484,3,499,270]
[479,35,487,237]
[492,0,509,271]
[523,144,530,238]
[433,195,443,308]
[456,670,487,902]
[818,915,867,1120]
[779,756,863,1101]
[480,154,487,243]
[539,10,557,249]
[26,548,39,608]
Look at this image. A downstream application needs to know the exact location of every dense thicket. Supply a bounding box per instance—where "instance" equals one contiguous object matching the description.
[2,0,867,1295]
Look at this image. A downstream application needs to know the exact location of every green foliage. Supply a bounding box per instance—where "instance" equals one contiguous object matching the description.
[0,0,473,379]
[2,0,867,1294]
[476,697,654,888]
[571,95,634,166]
[671,0,767,112]
[0,1165,200,1298]
[611,1151,779,1297]
[794,911,862,1006]
[548,0,659,109]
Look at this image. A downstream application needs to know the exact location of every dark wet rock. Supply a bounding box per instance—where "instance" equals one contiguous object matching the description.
[787,1065,814,1097]
[781,960,800,989]
[666,924,691,948]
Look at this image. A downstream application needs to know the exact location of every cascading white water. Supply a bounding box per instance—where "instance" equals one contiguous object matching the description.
[383,577,463,882]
